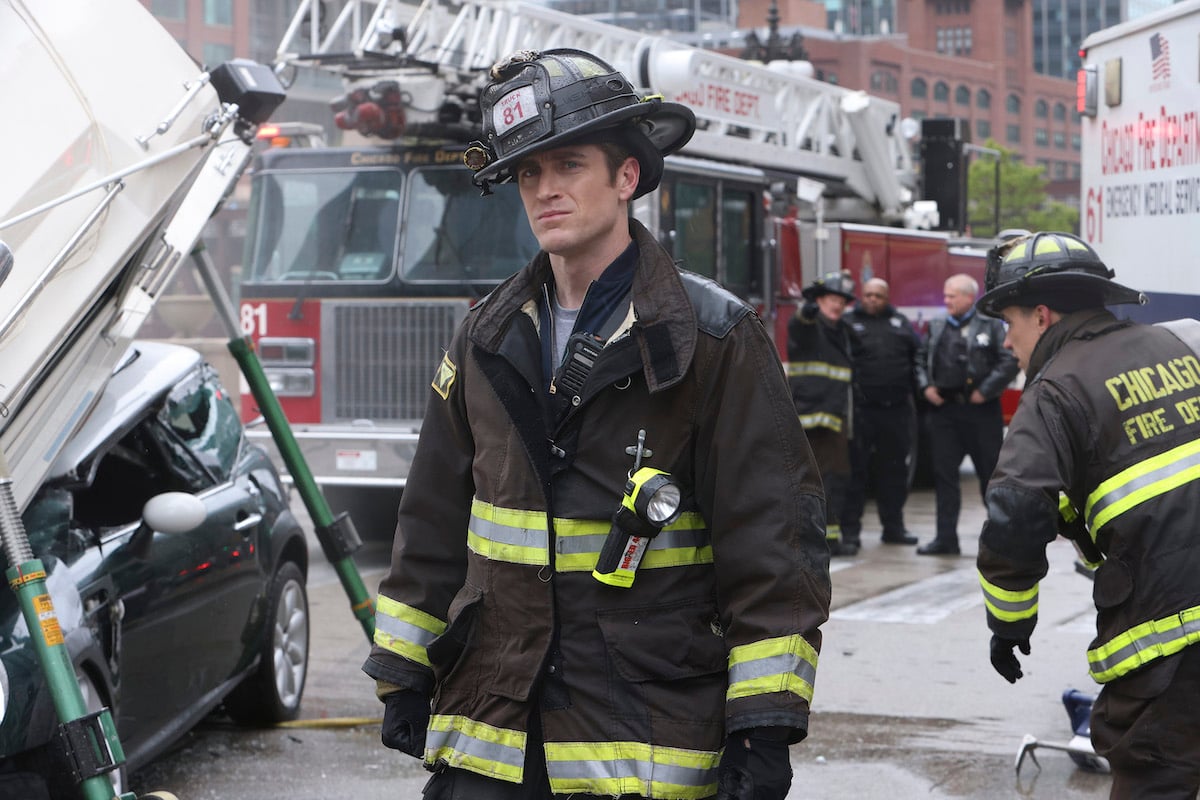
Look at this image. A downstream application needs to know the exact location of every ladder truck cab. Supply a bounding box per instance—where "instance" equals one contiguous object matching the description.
[1077,0,1200,323]
[240,0,989,531]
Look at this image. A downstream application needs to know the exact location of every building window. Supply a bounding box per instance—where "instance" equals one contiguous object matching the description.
[1035,128,1049,146]
[202,42,234,68]
[870,71,898,94]
[911,77,927,98]
[955,85,971,106]
[1054,132,1066,149]
[936,28,945,52]
[1071,133,1081,151]
[826,72,839,85]
[1006,124,1021,144]
[1070,162,1081,178]
[1054,161,1068,179]
[934,81,950,102]
[1035,99,1049,119]
[152,0,185,18]
[204,0,232,26]
[1053,102,1067,122]
[976,119,991,139]
[977,88,991,109]
[1006,94,1021,114]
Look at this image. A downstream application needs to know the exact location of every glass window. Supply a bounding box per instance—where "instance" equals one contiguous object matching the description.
[721,189,758,299]
[1071,133,1081,151]
[1053,131,1066,149]
[1035,128,1049,146]
[152,0,186,19]
[955,85,971,106]
[673,181,716,278]
[1006,93,1021,114]
[204,0,232,25]
[976,88,991,109]
[163,365,243,482]
[202,43,233,68]
[1006,124,1021,144]
[976,119,991,139]
[911,77,928,98]
[1035,99,1049,118]
[934,81,950,102]
[1054,161,1068,178]
[1053,102,1067,122]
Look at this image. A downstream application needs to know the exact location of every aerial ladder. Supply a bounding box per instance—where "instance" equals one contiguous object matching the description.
[275,0,917,224]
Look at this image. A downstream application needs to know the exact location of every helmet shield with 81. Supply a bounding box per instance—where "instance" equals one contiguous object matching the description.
[464,49,695,199]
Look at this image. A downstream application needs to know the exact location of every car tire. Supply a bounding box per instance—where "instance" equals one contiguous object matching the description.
[224,561,309,725]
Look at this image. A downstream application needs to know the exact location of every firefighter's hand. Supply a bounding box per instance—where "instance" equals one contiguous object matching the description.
[799,302,819,321]
[380,690,430,757]
[715,728,793,800]
[989,635,1032,683]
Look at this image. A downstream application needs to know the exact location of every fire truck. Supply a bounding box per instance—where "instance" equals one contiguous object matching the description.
[239,0,993,532]
[1077,0,1200,323]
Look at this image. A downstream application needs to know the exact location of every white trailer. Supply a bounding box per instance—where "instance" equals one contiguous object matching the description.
[1077,0,1200,322]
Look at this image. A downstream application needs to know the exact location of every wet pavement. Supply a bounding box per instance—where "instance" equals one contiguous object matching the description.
[130,476,1112,799]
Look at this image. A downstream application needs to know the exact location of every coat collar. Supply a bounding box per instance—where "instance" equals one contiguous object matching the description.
[468,219,697,393]
[1027,309,1125,379]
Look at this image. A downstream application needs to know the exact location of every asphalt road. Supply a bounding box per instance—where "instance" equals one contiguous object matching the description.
[130,475,1112,799]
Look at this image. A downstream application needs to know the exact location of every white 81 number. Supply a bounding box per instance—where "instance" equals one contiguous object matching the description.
[240,302,268,336]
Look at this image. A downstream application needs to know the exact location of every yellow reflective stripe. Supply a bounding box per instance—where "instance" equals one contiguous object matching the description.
[727,635,818,703]
[798,412,844,432]
[978,572,1039,623]
[1087,606,1200,683]
[1085,438,1200,537]
[1058,492,1078,523]
[785,361,852,382]
[554,513,711,572]
[426,714,526,783]
[544,740,719,799]
[825,524,841,541]
[373,595,447,667]
[468,498,549,566]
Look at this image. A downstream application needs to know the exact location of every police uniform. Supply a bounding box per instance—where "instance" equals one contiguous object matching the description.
[916,310,1018,551]
[841,302,921,544]
[975,232,1200,798]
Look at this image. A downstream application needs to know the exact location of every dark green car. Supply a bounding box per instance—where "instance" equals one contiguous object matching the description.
[0,341,310,799]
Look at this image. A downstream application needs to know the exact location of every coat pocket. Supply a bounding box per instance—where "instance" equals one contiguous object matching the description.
[427,583,483,684]
[596,599,727,682]
[1093,558,1132,610]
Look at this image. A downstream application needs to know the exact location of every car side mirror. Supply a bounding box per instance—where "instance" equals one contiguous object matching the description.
[142,492,207,534]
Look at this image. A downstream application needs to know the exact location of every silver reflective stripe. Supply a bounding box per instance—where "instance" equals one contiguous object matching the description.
[425,727,524,770]
[727,651,817,688]
[556,528,710,555]
[985,594,1036,615]
[374,613,439,647]
[548,758,716,787]
[470,513,549,550]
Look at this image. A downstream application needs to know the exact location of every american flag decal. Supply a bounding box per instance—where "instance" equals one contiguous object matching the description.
[1149,32,1171,81]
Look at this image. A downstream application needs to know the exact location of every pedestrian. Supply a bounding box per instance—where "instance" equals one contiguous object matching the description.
[914,273,1018,556]
[841,278,921,546]
[787,270,860,556]
[362,48,832,800]
[974,231,1200,798]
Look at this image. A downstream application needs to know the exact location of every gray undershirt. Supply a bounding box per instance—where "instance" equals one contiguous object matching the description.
[550,291,581,369]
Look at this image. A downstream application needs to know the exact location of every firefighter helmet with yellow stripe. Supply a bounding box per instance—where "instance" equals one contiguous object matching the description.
[977,231,1145,317]
[464,49,695,199]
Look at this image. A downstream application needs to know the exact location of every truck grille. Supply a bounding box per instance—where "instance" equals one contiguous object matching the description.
[323,301,469,422]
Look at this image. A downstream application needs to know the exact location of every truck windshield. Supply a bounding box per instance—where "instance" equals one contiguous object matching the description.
[243,165,538,284]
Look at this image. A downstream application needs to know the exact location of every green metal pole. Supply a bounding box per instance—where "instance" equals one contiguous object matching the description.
[0,458,136,800]
[191,247,375,642]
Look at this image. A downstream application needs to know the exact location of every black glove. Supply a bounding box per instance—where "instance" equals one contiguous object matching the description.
[799,302,819,321]
[381,690,430,757]
[989,635,1032,684]
[715,728,793,800]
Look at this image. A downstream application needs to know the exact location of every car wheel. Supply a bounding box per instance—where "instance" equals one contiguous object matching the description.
[224,562,309,725]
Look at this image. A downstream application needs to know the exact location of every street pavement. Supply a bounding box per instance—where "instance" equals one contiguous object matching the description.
[130,475,1112,799]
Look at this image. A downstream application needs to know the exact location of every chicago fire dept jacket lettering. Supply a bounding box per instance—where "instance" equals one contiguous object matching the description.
[363,221,831,799]
[978,310,1200,687]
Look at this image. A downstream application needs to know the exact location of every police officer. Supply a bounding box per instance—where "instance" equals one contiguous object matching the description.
[975,231,1200,798]
[915,273,1018,556]
[841,278,921,546]
[362,49,831,800]
[788,271,860,556]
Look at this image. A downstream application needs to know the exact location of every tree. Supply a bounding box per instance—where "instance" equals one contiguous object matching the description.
[965,139,1078,238]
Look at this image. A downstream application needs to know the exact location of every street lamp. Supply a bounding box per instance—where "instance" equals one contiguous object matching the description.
[963,142,1001,236]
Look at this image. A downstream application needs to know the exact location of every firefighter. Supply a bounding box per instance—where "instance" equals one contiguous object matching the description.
[362,49,831,800]
[787,270,861,556]
[975,231,1200,798]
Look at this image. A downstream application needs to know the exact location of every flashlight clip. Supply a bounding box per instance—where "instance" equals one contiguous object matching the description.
[624,429,653,474]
